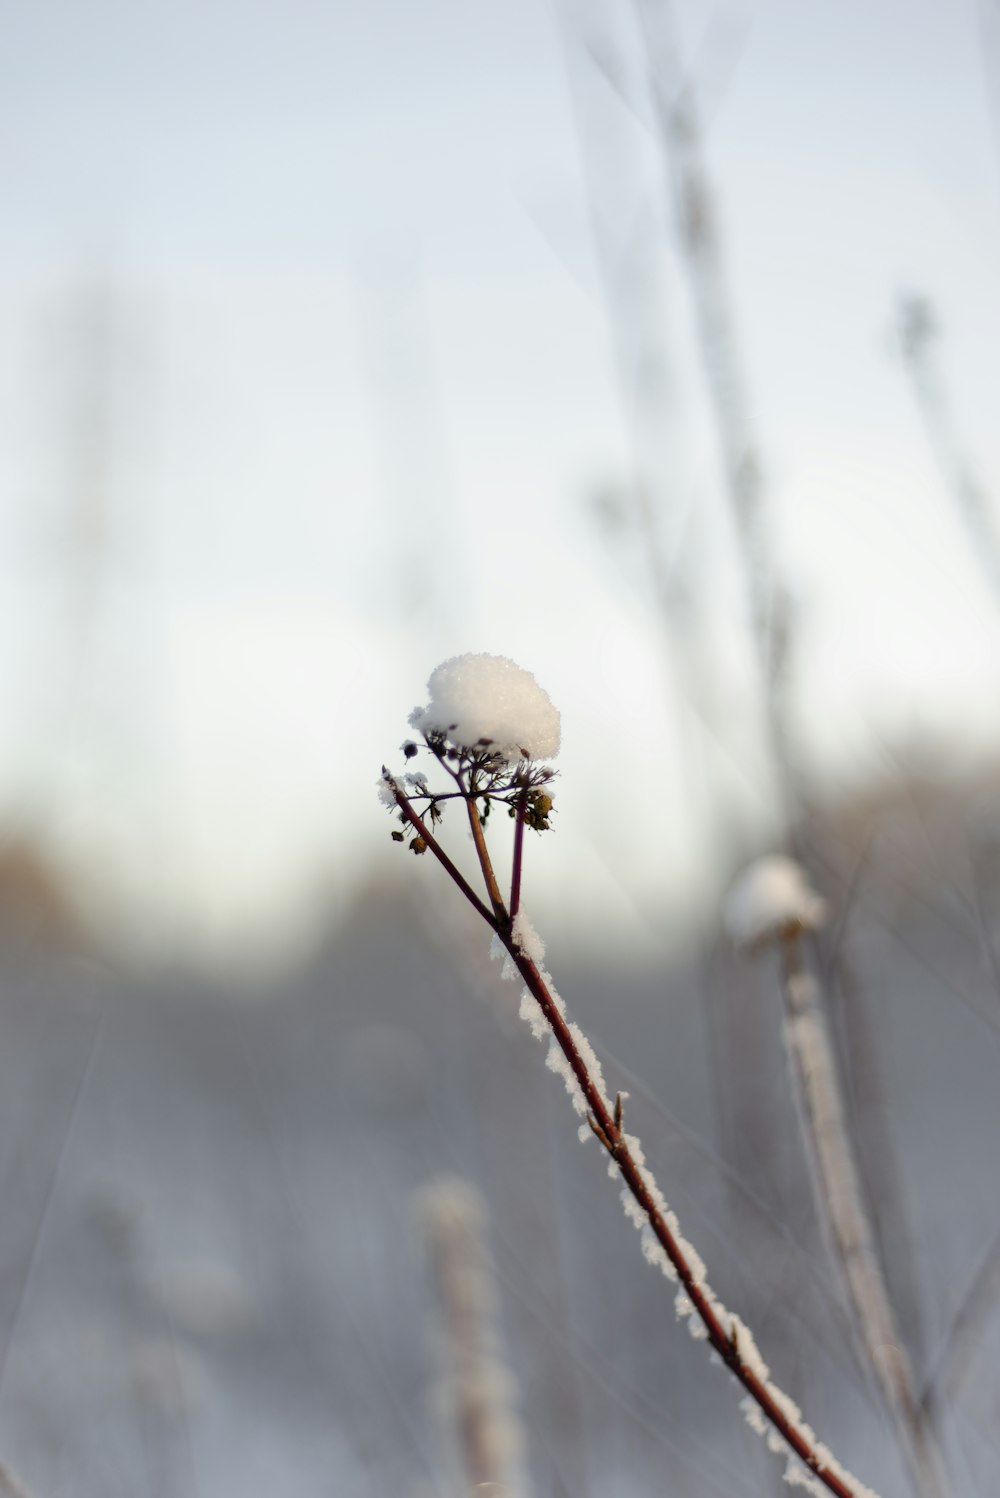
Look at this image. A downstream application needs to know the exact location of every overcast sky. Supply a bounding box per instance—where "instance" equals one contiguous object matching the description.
[1,0,999,962]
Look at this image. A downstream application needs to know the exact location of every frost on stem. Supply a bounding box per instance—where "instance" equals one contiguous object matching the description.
[494,932,606,1119]
[376,772,398,811]
[409,653,561,763]
[379,664,882,1498]
[490,913,547,981]
[725,855,826,950]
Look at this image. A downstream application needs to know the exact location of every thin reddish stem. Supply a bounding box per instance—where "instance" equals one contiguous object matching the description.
[510,793,528,921]
[466,795,508,923]
[392,787,499,930]
[497,930,868,1498]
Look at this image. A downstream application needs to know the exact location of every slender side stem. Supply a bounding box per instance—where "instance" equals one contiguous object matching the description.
[500,931,865,1498]
[466,795,509,923]
[510,794,528,922]
[779,935,949,1498]
[392,788,499,930]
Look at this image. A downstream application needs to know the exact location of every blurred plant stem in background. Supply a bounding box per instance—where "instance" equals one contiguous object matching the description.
[421,1179,527,1498]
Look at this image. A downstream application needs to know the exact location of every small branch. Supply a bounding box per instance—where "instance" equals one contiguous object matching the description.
[391,784,499,930]
[510,793,528,921]
[466,794,509,924]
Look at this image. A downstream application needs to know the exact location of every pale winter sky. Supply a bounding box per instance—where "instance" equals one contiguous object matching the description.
[1,0,999,962]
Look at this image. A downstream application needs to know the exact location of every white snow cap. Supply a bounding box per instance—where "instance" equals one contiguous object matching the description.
[725,855,826,948]
[410,653,561,762]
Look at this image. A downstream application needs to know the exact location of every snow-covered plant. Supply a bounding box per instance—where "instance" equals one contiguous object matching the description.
[379,653,880,1498]
[727,856,950,1498]
[725,854,827,951]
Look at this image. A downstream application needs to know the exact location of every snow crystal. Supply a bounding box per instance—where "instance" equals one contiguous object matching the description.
[785,1456,828,1495]
[409,653,561,763]
[490,933,520,983]
[729,1314,770,1382]
[376,773,398,810]
[641,1226,672,1276]
[511,912,545,964]
[545,1037,586,1114]
[517,990,547,1040]
[620,1189,646,1230]
[567,1022,609,1111]
[740,1396,769,1437]
[725,855,826,948]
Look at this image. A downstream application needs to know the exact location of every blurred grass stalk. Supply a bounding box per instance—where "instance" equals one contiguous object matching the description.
[421,1179,526,1498]
[778,931,950,1498]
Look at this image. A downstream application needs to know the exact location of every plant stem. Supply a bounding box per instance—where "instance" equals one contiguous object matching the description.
[498,929,868,1498]
[392,786,499,930]
[510,793,527,921]
[466,794,509,923]
[393,778,875,1498]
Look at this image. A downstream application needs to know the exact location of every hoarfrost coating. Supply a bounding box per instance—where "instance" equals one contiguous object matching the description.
[724,855,827,948]
[409,654,561,763]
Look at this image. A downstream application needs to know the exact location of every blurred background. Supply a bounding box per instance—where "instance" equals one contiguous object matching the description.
[2,0,1000,1494]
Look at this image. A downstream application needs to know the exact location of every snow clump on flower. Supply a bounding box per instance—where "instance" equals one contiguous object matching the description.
[409,653,561,763]
[725,855,826,950]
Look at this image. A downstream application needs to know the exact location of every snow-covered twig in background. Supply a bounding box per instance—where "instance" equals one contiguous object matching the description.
[380,654,881,1498]
[727,856,951,1498]
[421,1178,526,1498]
